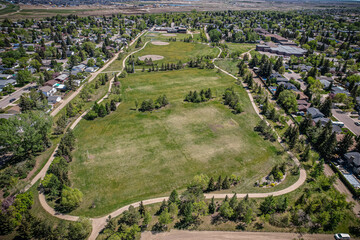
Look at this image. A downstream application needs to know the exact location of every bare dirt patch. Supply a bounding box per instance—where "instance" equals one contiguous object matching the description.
[138,55,164,61]
[151,41,170,46]
[162,33,177,37]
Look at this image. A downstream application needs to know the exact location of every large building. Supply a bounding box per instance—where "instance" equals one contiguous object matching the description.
[256,44,307,57]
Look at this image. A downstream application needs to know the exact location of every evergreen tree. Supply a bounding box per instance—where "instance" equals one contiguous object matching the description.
[337,133,353,156]
[208,197,216,214]
[222,176,230,189]
[320,97,332,117]
[139,201,146,217]
[216,176,222,190]
[207,177,215,192]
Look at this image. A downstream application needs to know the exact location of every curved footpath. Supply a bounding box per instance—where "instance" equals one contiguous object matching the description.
[35,40,306,240]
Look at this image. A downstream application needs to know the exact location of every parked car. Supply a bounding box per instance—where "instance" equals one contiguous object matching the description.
[9,98,16,103]
[334,233,351,240]
[355,122,360,126]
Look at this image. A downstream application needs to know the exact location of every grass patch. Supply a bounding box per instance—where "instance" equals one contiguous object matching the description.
[225,42,256,55]
[215,59,239,76]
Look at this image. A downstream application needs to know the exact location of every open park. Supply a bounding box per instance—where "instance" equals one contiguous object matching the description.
[68,33,294,217]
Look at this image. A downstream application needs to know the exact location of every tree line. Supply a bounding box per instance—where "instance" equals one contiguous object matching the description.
[184,88,212,103]
[137,95,169,112]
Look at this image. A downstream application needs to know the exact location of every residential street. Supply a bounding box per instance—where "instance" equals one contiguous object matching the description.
[332,108,360,135]
[0,82,36,109]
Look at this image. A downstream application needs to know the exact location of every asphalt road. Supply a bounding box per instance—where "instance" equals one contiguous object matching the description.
[141,230,333,240]
[0,83,36,109]
[332,108,360,135]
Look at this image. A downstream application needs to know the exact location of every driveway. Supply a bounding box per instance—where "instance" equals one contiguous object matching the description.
[332,108,360,136]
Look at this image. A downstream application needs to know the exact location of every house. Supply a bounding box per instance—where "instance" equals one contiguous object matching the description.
[331,86,350,96]
[47,95,61,104]
[85,67,95,73]
[307,107,325,119]
[0,79,16,89]
[297,99,311,112]
[45,80,58,87]
[55,73,69,82]
[276,77,290,84]
[0,74,13,80]
[320,79,331,89]
[39,86,56,97]
[279,82,297,91]
[344,152,360,174]
[296,91,309,101]
[313,117,342,133]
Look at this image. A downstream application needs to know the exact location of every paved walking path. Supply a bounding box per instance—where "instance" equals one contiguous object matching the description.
[141,230,333,240]
[33,42,309,240]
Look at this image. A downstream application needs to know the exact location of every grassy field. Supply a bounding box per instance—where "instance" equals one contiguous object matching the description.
[145,32,201,42]
[226,42,256,55]
[133,41,219,65]
[70,66,289,217]
[215,59,240,76]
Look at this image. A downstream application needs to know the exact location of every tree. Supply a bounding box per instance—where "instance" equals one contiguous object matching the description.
[219,201,234,219]
[0,111,52,159]
[207,177,215,192]
[216,176,222,190]
[222,176,230,189]
[337,133,353,156]
[139,201,146,217]
[30,59,42,72]
[158,210,172,228]
[59,186,83,212]
[208,197,216,214]
[168,190,180,205]
[16,70,34,86]
[277,90,298,113]
[55,114,67,135]
[320,97,332,117]
[143,212,152,227]
[67,218,92,240]
[110,100,116,111]
[259,195,276,215]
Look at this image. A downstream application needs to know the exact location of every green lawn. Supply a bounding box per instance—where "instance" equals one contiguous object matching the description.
[226,42,256,55]
[215,59,240,76]
[145,32,200,42]
[133,41,219,65]
[70,67,288,217]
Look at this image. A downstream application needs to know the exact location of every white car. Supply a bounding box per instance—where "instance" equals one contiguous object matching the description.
[334,233,351,240]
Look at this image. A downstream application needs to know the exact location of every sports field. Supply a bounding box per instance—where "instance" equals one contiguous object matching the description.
[70,41,289,217]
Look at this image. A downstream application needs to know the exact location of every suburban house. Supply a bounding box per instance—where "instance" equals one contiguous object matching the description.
[48,95,62,104]
[0,79,16,90]
[55,73,69,82]
[307,107,325,119]
[45,80,58,87]
[39,86,56,97]
[297,99,311,112]
[344,152,360,175]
